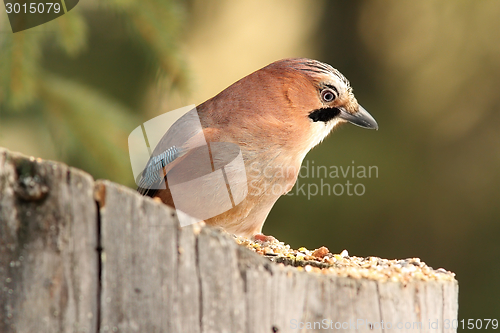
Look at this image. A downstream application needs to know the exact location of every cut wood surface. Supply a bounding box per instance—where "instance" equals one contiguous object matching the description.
[0,147,459,333]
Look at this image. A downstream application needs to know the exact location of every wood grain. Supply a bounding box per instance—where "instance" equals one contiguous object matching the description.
[0,147,459,333]
[0,148,98,333]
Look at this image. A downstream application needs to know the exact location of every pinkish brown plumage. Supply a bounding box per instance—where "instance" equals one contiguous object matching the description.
[138,58,378,238]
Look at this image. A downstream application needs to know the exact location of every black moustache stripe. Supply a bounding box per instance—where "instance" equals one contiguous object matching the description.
[308,107,341,123]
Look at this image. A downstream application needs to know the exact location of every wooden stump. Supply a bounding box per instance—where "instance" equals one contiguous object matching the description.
[0,147,459,333]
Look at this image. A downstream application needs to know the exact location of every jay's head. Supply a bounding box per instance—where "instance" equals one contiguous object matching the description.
[286,59,378,129]
[205,58,377,158]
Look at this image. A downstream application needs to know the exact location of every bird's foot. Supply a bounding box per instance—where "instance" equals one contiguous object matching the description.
[252,233,277,243]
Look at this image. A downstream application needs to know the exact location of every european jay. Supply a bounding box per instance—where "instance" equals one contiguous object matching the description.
[137,58,377,238]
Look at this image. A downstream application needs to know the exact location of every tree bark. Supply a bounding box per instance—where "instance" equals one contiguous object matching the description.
[0,147,459,333]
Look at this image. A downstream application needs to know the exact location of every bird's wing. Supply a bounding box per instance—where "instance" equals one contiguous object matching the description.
[137,127,220,197]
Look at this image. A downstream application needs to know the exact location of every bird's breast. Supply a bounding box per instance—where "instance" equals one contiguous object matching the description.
[244,151,300,198]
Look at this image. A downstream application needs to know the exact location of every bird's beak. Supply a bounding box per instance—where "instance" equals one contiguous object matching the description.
[339,105,378,130]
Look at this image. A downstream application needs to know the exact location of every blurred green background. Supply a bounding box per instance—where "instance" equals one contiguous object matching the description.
[1,0,499,329]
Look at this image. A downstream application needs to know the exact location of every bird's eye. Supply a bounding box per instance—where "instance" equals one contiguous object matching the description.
[321,89,336,103]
